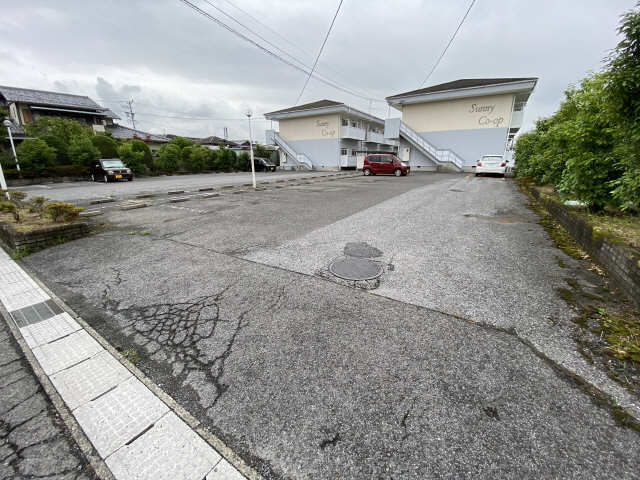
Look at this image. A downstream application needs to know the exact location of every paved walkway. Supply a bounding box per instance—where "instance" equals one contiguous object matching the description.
[0,247,245,480]
[0,310,95,479]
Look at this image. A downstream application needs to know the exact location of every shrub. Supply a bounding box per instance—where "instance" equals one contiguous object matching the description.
[43,202,84,222]
[156,144,181,173]
[68,136,101,166]
[168,137,193,150]
[183,145,208,173]
[206,149,218,171]
[44,165,90,177]
[0,150,14,170]
[0,201,16,213]
[28,196,48,216]
[25,117,93,165]
[130,139,153,170]
[117,142,146,174]
[515,5,640,211]
[238,152,250,171]
[15,139,57,171]
[91,134,119,158]
[0,201,18,222]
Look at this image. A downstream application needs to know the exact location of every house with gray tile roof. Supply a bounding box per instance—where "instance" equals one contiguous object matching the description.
[0,85,120,139]
[106,124,170,153]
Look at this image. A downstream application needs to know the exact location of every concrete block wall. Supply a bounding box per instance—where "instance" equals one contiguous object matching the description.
[0,221,89,252]
[529,188,640,308]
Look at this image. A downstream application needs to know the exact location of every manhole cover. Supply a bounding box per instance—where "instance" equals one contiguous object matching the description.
[329,256,383,281]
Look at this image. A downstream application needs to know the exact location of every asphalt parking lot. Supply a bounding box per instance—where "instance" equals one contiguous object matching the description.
[21,172,640,479]
[14,170,329,204]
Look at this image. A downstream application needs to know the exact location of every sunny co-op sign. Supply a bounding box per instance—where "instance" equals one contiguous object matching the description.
[468,103,505,128]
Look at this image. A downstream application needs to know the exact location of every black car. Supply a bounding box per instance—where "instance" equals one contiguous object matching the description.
[91,159,133,182]
[246,157,276,172]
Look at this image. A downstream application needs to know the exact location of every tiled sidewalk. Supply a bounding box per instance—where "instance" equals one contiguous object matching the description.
[0,247,245,480]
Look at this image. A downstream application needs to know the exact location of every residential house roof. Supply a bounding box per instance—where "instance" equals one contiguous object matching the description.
[386,78,539,100]
[265,100,343,116]
[264,99,384,125]
[198,136,237,147]
[106,124,170,143]
[0,85,120,119]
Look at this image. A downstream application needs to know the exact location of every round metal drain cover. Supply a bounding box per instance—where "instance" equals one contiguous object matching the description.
[329,256,383,281]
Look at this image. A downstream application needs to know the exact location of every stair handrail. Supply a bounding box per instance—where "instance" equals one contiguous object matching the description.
[398,121,464,171]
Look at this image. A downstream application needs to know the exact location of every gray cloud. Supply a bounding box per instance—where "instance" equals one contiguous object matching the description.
[0,0,636,140]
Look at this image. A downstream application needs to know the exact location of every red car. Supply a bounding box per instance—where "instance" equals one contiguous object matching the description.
[362,154,410,176]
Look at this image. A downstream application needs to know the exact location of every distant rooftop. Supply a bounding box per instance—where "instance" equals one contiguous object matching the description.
[107,124,170,143]
[265,99,383,124]
[265,100,343,117]
[387,78,538,103]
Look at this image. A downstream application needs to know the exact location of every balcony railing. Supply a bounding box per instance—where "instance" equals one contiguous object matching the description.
[340,155,357,167]
[341,125,365,140]
[366,131,384,143]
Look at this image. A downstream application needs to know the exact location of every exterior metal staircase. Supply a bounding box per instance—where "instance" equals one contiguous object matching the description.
[384,118,464,172]
[265,130,313,170]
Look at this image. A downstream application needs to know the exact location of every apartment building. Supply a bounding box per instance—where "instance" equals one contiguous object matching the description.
[265,78,537,172]
[384,78,538,171]
[264,100,397,170]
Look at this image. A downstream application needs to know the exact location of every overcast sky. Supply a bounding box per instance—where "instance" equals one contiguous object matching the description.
[1,0,636,141]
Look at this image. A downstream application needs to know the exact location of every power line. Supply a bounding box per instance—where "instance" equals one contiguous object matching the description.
[135,111,269,121]
[420,0,476,87]
[177,0,384,103]
[216,0,383,102]
[200,0,380,103]
[295,0,344,105]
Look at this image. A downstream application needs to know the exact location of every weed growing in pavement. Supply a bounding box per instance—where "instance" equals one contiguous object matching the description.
[10,248,33,260]
[121,349,140,366]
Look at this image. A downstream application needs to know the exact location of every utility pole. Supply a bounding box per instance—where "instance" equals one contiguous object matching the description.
[3,120,20,172]
[124,99,136,130]
[246,110,256,189]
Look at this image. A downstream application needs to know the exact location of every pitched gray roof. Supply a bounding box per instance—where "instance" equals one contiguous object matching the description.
[387,78,538,100]
[265,99,343,116]
[106,124,170,143]
[0,85,105,110]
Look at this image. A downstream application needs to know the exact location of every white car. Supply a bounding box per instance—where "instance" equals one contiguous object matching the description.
[475,154,508,176]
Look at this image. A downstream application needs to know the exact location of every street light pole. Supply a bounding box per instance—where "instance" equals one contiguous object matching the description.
[3,120,20,172]
[246,110,256,189]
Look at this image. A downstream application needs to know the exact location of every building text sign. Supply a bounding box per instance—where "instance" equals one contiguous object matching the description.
[469,103,505,128]
[315,119,336,137]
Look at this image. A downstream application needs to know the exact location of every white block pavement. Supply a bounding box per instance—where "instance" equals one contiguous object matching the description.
[0,247,246,479]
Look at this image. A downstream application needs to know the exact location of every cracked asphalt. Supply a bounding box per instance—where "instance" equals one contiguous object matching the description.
[21,172,640,479]
[0,314,96,479]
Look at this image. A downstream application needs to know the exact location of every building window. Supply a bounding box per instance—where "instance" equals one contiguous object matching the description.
[351,149,358,156]
[340,148,348,155]
[341,119,348,126]
[350,121,359,128]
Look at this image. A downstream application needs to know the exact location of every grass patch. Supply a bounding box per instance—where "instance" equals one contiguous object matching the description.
[529,183,640,252]
[10,247,33,260]
[120,348,140,366]
[590,309,640,363]
[578,211,640,250]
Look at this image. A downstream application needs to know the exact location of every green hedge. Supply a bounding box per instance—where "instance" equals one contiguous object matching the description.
[3,165,89,180]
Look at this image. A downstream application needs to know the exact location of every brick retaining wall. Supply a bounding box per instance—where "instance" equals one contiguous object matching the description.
[528,187,640,308]
[0,221,89,252]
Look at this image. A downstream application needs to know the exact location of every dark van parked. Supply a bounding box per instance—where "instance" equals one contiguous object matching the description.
[362,154,409,176]
[90,159,133,182]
